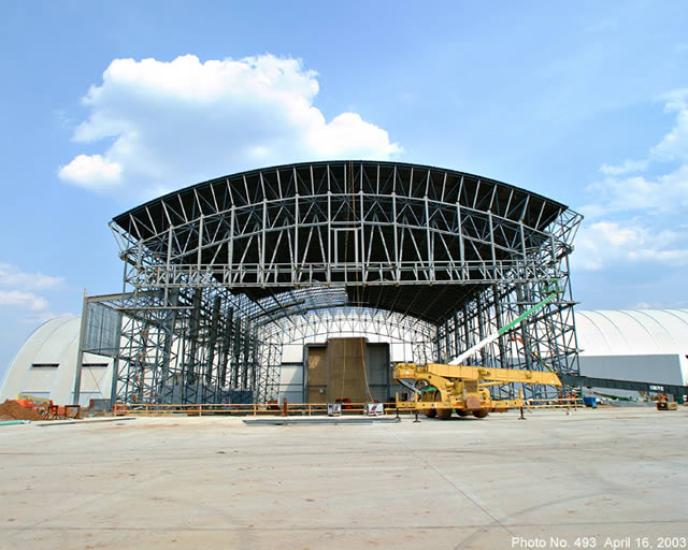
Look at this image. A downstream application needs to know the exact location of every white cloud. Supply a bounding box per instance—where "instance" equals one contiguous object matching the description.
[582,164,688,216]
[0,263,63,290]
[0,263,63,320]
[576,89,688,272]
[599,159,647,176]
[585,89,688,218]
[651,89,688,161]
[575,220,688,271]
[58,154,122,188]
[0,290,49,312]
[59,54,401,196]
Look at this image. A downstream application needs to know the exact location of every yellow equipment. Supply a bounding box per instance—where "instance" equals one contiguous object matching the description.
[656,394,678,411]
[394,362,562,419]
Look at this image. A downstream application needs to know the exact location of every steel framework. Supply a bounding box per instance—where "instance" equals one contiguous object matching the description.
[74,160,582,405]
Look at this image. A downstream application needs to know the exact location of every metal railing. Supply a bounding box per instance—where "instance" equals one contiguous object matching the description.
[116,398,586,417]
[118,402,410,417]
[526,397,584,409]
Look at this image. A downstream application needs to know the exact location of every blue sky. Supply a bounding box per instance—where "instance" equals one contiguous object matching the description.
[1,0,687,376]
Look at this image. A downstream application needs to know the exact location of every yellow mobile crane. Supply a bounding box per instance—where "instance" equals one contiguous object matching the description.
[394,362,561,419]
[394,287,563,419]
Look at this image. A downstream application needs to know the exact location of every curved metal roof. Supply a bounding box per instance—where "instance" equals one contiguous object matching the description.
[0,316,81,403]
[576,309,688,356]
[113,160,568,230]
[110,160,578,324]
[4,309,686,405]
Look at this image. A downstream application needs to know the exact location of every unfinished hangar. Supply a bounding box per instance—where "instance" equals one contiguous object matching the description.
[4,308,688,405]
[7,161,584,406]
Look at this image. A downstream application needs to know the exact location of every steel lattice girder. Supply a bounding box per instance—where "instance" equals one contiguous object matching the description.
[90,160,583,404]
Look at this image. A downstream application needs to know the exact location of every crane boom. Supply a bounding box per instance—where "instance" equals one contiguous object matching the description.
[395,363,562,386]
[448,287,559,365]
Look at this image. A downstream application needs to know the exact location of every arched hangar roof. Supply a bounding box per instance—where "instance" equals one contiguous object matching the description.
[0,316,114,405]
[576,309,688,357]
[110,160,578,324]
[3,309,687,404]
[113,161,569,231]
[0,316,80,403]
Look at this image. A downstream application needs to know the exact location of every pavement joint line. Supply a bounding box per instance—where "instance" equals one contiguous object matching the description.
[383,422,514,540]
[2,518,685,533]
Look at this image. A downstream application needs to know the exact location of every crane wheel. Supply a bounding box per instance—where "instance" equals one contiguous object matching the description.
[436,408,453,420]
[424,409,437,418]
[455,409,470,417]
[472,409,489,419]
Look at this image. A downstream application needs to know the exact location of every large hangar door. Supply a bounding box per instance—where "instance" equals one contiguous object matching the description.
[304,339,391,403]
[325,338,368,402]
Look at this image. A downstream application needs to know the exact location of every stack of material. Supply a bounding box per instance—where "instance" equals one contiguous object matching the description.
[0,400,43,421]
[307,338,371,403]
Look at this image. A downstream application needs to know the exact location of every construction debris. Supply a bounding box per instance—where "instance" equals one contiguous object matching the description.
[0,400,43,421]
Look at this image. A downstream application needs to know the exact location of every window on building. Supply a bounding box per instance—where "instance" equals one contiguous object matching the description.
[30,363,59,368]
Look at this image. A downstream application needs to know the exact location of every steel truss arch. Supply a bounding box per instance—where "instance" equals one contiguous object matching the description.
[84,160,583,405]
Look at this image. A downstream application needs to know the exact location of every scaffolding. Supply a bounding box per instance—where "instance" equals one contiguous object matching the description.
[73,160,582,405]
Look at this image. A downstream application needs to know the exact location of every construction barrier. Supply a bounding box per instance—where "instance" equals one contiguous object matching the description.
[118,402,411,417]
[116,398,584,417]
[526,397,584,409]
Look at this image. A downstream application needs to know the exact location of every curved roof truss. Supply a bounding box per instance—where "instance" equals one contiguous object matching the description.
[112,161,581,324]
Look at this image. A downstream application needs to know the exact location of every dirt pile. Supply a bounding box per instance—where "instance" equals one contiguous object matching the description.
[0,400,43,421]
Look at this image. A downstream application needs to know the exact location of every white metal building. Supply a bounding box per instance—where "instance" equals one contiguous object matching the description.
[0,316,114,406]
[576,309,688,387]
[1,309,687,405]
